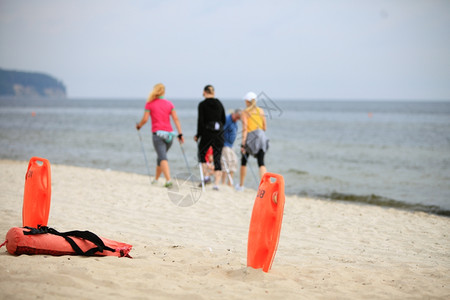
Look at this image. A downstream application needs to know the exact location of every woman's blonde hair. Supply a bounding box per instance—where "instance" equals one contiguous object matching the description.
[245,99,258,112]
[147,83,165,102]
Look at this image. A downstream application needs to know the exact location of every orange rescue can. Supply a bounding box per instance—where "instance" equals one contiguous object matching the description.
[22,157,51,228]
[247,172,285,272]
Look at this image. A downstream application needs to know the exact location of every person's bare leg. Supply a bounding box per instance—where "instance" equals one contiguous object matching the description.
[259,165,267,178]
[239,166,247,187]
[160,160,171,182]
[201,163,212,183]
[214,170,222,185]
[155,165,162,180]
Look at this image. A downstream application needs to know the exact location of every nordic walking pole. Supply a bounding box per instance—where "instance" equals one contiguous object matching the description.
[136,124,152,184]
[196,141,206,192]
[221,157,234,186]
[199,163,206,192]
[179,143,192,176]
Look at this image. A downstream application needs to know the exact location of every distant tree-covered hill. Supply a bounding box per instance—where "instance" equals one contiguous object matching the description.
[0,68,66,98]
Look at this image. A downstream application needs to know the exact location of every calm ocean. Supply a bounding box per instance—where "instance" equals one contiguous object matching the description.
[1,97,449,216]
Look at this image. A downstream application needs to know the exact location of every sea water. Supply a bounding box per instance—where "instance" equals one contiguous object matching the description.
[1,97,449,216]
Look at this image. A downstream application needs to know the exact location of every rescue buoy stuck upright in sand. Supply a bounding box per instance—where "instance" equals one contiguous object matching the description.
[22,157,51,228]
[247,172,285,272]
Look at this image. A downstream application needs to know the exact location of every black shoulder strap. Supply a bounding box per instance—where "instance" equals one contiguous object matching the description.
[24,226,115,256]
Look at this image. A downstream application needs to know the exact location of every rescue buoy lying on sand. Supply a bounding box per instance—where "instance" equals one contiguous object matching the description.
[2,226,132,258]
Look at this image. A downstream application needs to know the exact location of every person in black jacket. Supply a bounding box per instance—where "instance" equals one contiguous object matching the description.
[194,85,226,190]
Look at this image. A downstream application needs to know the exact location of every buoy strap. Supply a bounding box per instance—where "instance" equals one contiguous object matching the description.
[23,225,115,256]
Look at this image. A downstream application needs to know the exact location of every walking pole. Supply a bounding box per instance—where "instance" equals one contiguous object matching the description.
[199,163,206,192]
[179,143,192,176]
[197,141,206,192]
[136,125,152,184]
[221,157,234,186]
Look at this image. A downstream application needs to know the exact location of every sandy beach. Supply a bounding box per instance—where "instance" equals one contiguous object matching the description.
[0,159,449,299]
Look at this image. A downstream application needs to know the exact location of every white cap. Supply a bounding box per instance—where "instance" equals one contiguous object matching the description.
[243,92,257,102]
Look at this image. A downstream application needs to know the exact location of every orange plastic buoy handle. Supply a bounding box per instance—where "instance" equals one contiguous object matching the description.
[22,157,52,228]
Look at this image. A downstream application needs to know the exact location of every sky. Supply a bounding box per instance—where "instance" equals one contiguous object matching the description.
[0,0,449,100]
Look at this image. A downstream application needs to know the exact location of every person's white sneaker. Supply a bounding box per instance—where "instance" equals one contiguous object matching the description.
[235,184,245,192]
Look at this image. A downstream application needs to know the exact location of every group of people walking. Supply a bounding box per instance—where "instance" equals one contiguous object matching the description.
[136,83,269,191]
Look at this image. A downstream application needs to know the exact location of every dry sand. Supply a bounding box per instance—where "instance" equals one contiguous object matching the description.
[0,159,449,299]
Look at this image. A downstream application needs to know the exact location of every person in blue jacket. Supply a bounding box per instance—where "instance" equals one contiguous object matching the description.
[221,109,241,186]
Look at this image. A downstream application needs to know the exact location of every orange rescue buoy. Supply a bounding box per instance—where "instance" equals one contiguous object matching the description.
[4,227,132,258]
[22,157,51,228]
[247,172,285,272]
